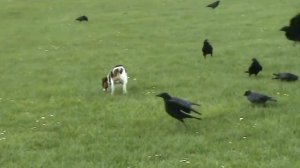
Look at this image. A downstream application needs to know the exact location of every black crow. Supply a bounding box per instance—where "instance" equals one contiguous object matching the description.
[245,58,263,77]
[156,92,201,125]
[206,1,220,9]
[76,15,88,22]
[244,90,277,105]
[280,13,300,43]
[202,39,213,58]
[272,72,298,81]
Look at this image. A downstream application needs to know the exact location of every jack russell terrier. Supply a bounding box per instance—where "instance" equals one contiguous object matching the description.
[102,65,128,95]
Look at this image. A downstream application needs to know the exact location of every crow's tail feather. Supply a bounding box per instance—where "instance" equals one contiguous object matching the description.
[191,102,201,106]
[272,73,279,80]
[191,108,202,115]
[192,116,202,120]
[184,113,202,120]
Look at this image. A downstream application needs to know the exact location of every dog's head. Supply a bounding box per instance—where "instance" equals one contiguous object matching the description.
[102,77,109,91]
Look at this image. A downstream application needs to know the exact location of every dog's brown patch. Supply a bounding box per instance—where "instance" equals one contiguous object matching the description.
[102,77,108,91]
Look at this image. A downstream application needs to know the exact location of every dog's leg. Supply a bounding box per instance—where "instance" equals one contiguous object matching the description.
[110,81,115,95]
[122,81,127,94]
[121,74,128,94]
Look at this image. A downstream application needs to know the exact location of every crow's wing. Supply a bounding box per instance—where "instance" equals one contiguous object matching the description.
[167,100,202,120]
[273,73,290,80]
[247,93,264,103]
[260,95,276,102]
[290,14,300,28]
[251,92,274,102]
[173,97,200,107]
[258,63,263,71]
[76,16,88,21]
[289,14,300,39]
[258,95,270,102]
[206,1,220,8]
[279,73,289,80]
[251,61,262,71]
[248,64,256,73]
[282,73,298,81]
[169,99,201,115]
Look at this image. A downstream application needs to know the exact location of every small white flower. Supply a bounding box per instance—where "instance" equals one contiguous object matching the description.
[179,159,190,163]
[239,117,244,121]
[41,117,45,119]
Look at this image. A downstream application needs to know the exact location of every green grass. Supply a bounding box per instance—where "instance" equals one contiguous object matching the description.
[0,0,300,167]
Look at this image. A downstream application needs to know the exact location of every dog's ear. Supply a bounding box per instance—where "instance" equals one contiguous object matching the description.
[102,77,108,90]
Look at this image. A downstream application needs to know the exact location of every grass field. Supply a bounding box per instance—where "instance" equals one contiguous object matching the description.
[0,0,299,167]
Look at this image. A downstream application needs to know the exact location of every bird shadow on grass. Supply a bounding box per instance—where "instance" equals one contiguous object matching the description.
[245,74,270,80]
[239,102,280,120]
[244,100,279,108]
[155,119,204,135]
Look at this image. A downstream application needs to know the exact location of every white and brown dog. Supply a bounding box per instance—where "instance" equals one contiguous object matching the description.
[102,65,128,95]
